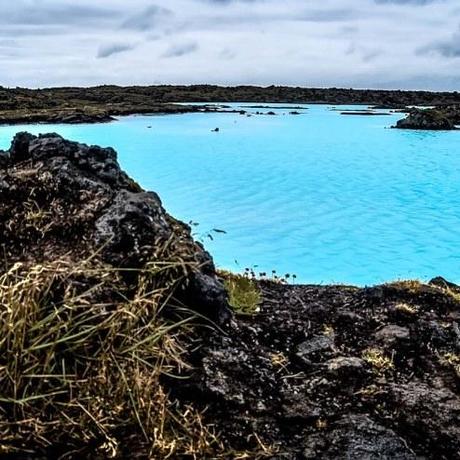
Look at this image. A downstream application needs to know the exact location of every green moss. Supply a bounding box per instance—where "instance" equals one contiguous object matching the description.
[220,271,262,315]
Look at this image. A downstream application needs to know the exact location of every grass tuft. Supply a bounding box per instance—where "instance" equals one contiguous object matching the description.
[441,353,460,378]
[362,348,394,374]
[0,256,221,458]
[395,302,419,315]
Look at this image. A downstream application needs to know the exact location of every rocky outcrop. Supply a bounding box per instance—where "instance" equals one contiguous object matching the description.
[395,108,457,130]
[176,280,460,458]
[51,111,116,123]
[0,109,117,125]
[0,132,230,323]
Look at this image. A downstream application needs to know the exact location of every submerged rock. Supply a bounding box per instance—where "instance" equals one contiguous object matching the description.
[0,132,230,323]
[340,110,390,116]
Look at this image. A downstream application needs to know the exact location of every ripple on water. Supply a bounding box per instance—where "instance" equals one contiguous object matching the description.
[1,104,460,285]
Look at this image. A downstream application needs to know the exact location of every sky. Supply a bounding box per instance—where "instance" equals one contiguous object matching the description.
[1,0,460,90]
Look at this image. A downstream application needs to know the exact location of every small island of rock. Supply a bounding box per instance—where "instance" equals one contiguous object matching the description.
[395,107,458,130]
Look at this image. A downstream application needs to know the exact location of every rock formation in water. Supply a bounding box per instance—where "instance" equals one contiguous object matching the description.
[0,132,230,323]
[395,108,457,130]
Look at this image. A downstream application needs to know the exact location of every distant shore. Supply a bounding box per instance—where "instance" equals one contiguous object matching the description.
[1,84,460,125]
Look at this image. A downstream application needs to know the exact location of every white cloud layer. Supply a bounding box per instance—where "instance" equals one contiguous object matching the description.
[0,0,459,90]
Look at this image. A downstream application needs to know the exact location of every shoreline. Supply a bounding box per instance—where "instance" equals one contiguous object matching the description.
[1,84,459,126]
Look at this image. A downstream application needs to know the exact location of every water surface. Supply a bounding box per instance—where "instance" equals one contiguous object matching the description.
[1,104,460,285]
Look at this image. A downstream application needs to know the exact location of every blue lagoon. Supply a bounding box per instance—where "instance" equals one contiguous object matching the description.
[1,104,459,285]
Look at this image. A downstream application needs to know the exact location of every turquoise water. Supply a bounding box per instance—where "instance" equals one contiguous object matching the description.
[1,104,460,286]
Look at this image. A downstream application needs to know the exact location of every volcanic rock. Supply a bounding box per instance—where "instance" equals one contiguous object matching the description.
[395,108,456,130]
[0,132,230,323]
[176,281,460,458]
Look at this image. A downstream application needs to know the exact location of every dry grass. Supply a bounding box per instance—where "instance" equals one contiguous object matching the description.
[386,280,426,292]
[362,348,394,374]
[0,257,223,458]
[395,302,419,315]
[441,353,460,378]
[388,279,460,305]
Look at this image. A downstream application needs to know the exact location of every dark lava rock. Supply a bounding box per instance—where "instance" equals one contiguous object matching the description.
[0,149,8,168]
[395,108,456,130]
[430,276,460,293]
[302,415,417,459]
[176,281,460,458]
[326,356,367,376]
[389,383,460,458]
[296,334,335,366]
[375,324,410,346]
[0,132,230,323]
[50,111,115,124]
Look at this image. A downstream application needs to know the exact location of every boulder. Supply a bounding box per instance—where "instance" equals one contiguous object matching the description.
[303,415,417,459]
[395,108,456,130]
[429,276,460,293]
[326,356,367,376]
[296,334,335,366]
[375,325,410,346]
[0,132,230,323]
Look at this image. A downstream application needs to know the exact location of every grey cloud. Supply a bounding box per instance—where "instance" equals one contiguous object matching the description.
[297,9,357,22]
[220,48,236,59]
[419,41,460,57]
[363,49,383,62]
[122,5,173,31]
[1,4,119,26]
[1,0,460,90]
[375,0,439,4]
[417,27,460,57]
[162,42,199,58]
[346,43,383,62]
[97,43,136,59]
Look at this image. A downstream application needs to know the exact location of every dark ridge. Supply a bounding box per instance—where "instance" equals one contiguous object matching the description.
[1,84,460,125]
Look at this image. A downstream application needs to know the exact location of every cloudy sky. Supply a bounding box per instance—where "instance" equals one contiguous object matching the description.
[1,0,460,90]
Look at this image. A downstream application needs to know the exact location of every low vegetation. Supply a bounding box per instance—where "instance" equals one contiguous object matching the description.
[362,348,394,374]
[0,258,223,458]
[219,271,262,315]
